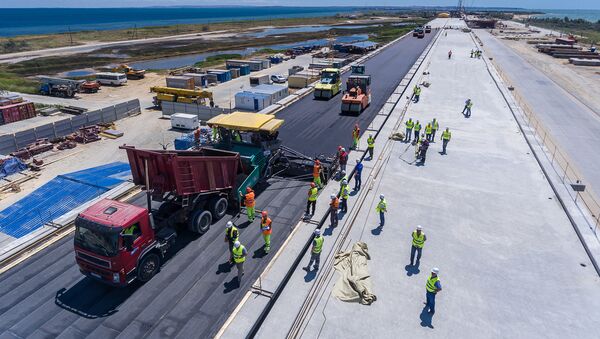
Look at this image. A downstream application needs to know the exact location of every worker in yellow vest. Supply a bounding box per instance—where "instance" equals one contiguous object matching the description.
[405,118,414,142]
[260,210,272,253]
[303,229,324,271]
[413,120,422,142]
[462,99,473,117]
[306,182,318,216]
[224,221,239,264]
[410,225,427,266]
[431,118,439,141]
[232,241,247,283]
[367,134,375,159]
[441,128,451,154]
[339,179,350,213]
[425,123,433,142]
[425,267,442,314]
[376,194,387,227]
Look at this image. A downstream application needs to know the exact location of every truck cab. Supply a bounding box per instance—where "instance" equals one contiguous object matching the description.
[74,199,174,286]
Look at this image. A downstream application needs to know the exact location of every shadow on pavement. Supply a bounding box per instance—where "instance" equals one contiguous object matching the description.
[252,247,267,259]
[303,268,317,282]
[216,261,232,275]
[420,306,434,328]
[405,264,420,276]
[223,276,240,293]
[371,226,383,235]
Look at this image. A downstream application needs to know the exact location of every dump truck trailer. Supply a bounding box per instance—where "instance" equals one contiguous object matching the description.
[74,146,245,286]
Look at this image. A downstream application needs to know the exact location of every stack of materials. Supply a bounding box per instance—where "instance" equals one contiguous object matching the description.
[537,43,600,60]
[0,95,36,125]
[72,126,101,144]
[166,76,195,89]
[569,58,600,66]
[10,139,54,160]
[174,126,213,150]
[288,70,320,88]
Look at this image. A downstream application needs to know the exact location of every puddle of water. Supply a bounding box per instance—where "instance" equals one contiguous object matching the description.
[90,53,130,58]
[63,69,96,77]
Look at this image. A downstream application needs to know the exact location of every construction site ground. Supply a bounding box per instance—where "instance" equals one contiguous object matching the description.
[0,28,434,339]
[223,18,600,338]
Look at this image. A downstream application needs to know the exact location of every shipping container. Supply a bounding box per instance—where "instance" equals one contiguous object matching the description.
[205,74,218,85]
[269,55,284,64]
[229,68,240,79]
[226,60,263,71]
[0,101,36,125]
[206,69,232,83]
[166,76,195,90]
[183,73,209,87]
[238,65,251,75]
[235,92,271,111]
[171,113,199,130]
[249,74,270,86]
[250,59,271,69]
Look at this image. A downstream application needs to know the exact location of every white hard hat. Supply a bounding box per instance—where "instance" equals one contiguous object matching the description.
[330,194,336,199]
[432,267,439,274]
[342,179,347,184]
[227,221,233,227]
[341,147,346,152]
[417,225,423,231]
[234,241,241,248]
[314,229,321,236]
[356,159,360,163]
[379,194,385,199]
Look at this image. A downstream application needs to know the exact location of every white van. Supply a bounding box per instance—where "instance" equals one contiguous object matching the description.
[95,72,127,86]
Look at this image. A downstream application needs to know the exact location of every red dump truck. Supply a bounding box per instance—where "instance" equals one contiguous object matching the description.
[74,146,245,286]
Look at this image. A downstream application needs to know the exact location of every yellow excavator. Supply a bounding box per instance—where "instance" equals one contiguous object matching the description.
[150,86,214,108]
[113,64,146,80]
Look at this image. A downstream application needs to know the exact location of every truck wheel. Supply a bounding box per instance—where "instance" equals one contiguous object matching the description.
[138,253,160,282]
[209,197,228,221]
[188,210,212,234]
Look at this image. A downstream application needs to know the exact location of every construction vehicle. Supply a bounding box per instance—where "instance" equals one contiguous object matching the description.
[313,68,341,100]
[413,26,425,38]
[150,86,214,108]
[341,74,371,114]
[38,76,100,98]
[112,64,146,80]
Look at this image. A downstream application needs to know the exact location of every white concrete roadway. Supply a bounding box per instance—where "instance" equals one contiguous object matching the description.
[257,19,600,338]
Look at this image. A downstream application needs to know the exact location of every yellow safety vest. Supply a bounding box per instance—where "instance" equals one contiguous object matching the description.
[466,101,473,108]
[406,120,414,129]
[433,121,439,130]
[414,123,421,131]
[425,125,432,134]
[442,131,451,140]
[308,187,318,201]
[123,225,137,235]
[312,236,324,254]
[426,275,439,293]
[232,245,246,263]
[226,226,239,242]
[412,230,425,248]
[376,199,387,213]
[340,184,350,199]
[367,137,375,149]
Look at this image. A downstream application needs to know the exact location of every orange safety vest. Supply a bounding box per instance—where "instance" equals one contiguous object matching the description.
[330,197,339,209]
[244,192,255,207]
[261,217,272,235]
[313,164,321,177]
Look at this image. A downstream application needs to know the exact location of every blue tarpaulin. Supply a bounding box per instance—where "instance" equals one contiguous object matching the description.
[0,162,131,238]
[0,157,27,179]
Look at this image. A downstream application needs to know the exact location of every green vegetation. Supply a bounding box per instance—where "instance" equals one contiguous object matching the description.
[368,22,425,44]
[525,17,600,44]
[0,69,39,94]
[256,48,287,54]
[194,53,242,68]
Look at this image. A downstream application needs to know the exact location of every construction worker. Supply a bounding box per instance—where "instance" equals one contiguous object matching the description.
[339,147,348,173]
[352,124,360,150]
[413,86,422,103]
[313,159,323,189]
[367,134,375,159]
[224,221,239,264]
[240,187,255,222]
[418,137,430,164]
[232,241,247,283]
[431,118,439,141]
[441,128,451,154]
[353,159,363,191]
[260,210,272,253]
[376,194,387,227]
[412,85,419,101]
[339,179,349,213]
[448,50,452,59]
[233,131,242,142]
[304,229,324,271]
[425,123,432,142]
[410,225,427,266]
[462,99,473,117]
[425,267,442,314]
[405,118,414,142]
[211,126,219,142]
[413,120,422,142]
[470,49,474,58]
[306,182,318,215]
[329,194,339,227]
[122,223,139,237]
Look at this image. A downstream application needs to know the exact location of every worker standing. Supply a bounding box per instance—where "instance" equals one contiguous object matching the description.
[339,179,349,213]
[412,85,418,101]
[448,50,452,59]
[367,134,375,160]
[425,123,433,142]
[224,221,239,264]
[376,194,387,227]
[405,118,414,142]
[425,268,442,314]
[260,211,272,253]
[313,159,323,189]
[232,241,247,283]
[304,229,324,271]
[414,120,422,143]
[462,99,473,117]
[240,187,255,222]
[339,147,348,173]
[441,128,451,154]
[329,194,339,227]
[352,124,360,150]
[410,225,427,266]
[418,137,430,164]
[413,86,422,103]
[306,182,318,216]
[470,49,474,58]
[354,159,363,191]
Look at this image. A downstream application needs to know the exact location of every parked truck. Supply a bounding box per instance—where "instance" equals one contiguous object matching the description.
[38,76,100,98]
[112,64,146,80]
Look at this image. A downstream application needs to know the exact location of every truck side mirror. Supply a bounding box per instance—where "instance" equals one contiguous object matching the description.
[122,234,134,251]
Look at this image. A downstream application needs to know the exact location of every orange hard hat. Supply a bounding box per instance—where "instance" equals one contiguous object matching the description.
[246,187,252,193]
[261,210,268,217]
[311,182,316,188]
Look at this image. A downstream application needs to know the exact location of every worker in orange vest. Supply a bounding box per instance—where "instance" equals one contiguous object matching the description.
[329,194,339,227]
[313,159,323,189]
[352,123,360,150]
[260,210,272,253]
[240,186,255,222]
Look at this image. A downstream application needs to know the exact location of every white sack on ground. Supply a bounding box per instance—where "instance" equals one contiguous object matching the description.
[332,242,377,305]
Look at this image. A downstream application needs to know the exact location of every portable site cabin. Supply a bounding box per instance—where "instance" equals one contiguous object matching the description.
[235,84,289,111]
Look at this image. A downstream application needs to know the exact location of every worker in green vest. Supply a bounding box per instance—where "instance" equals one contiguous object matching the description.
[441,128,451,154]
[462,99,473,117]
[306,182,318,216]
[425,267,442,314]
[232,241,247,283]
[431,118,439,141]
[224,221,239,264]
[303,229,324,271]
[405,118,414,142]
[367,134,375,159]
[414,120,422,142]
[122,223,138,236]
[339,179,350,213]
[376,194,387,227]
[410,225,427,266]
[425,123,433,142]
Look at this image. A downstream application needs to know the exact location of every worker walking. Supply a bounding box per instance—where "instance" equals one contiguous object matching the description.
[240,187,255,222]
[352,124,360,150]
[354,159,363,191]
[232,241,247,283]
[414,120,422,143]
[405,118,414,142]
[376,194,387,227]
[413,86,422,103]
[410,225,427,266]
[462,99,473,117]
[339,179,349,213]
[313,159,323,189]
[329,194,339,227]
[367,134,375,159]
[306,182,318,216]
[224,221,239,264]
[260,210,272,253]
[339,147,348,173]
[441,128,451,154]
[431,118,439,141]
[425,123,433,142]
[470,49,474,58]
[425,268,442,314]
[304,229,324,271]
[448,50,452,59]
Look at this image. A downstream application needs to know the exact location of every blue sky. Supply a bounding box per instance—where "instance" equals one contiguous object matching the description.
[2,0,599,10]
